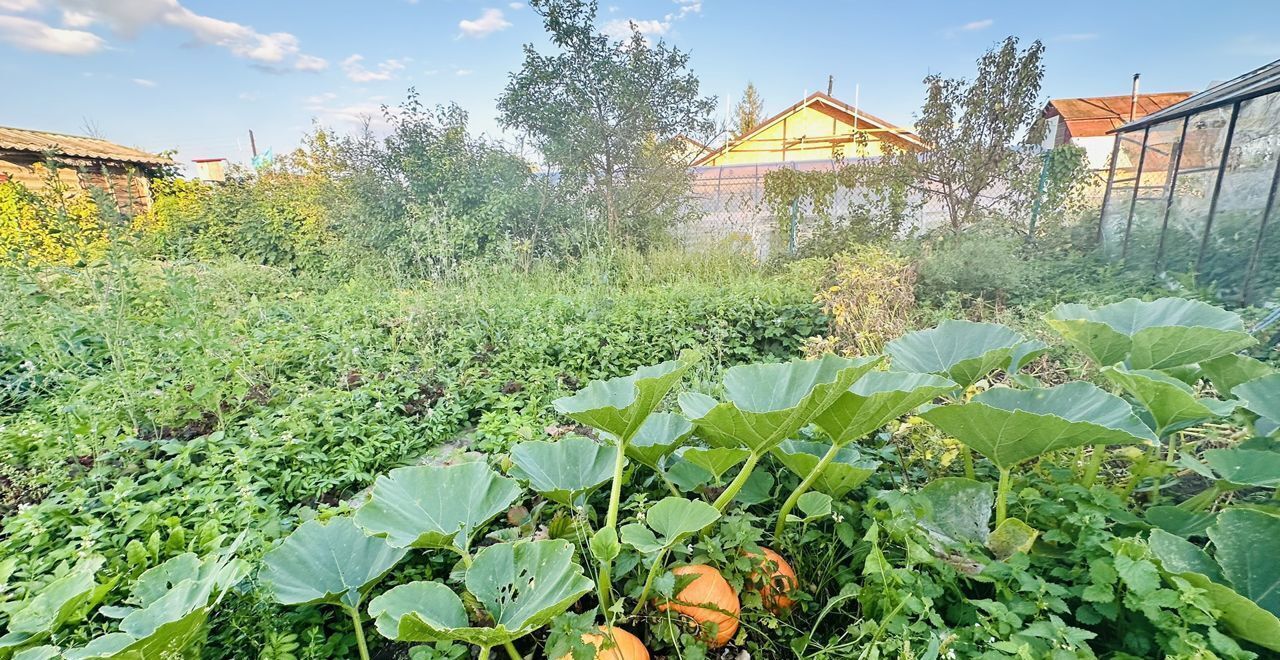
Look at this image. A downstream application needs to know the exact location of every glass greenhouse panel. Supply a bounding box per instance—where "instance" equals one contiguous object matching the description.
[1206,92,1280,300]
[1101,132,1145,258]
[1160,106,1233,274]
[1129,121,1183,263]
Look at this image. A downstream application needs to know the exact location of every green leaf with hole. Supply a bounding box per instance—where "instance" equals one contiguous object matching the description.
[886,321,1032,387]
[368,540,592,648]
[674,446,750,482]
[917,477,994,545]
[0,557,112,657]
[553,354,697,442]
[1202,448,1280,488]
[772,440,879,498]
[1102,365,1235,438]
[922,382,1157,469]
[679,354,881,454]
[259,517,407,611]
[508,436,616,506]
[814,371,957,446]
[621,497,720,554]
[1200,354,1274,397]
[355,462,521,552]
[1045,298,1254,369]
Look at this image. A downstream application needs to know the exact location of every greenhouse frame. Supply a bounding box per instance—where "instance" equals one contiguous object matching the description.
[1100,58,1280,304]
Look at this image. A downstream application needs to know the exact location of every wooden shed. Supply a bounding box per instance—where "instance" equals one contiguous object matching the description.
[693,92,924,167]
[0,126,170,214]
[1040,93,1192,170]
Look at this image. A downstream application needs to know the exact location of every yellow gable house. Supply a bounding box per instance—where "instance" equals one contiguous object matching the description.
[694,92,925,167]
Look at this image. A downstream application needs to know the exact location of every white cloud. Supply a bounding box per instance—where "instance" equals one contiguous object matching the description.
[0,0,40,10]
[131,77,157,87]
[959,18,993,31]
[7,0,327,70]
[455,68,473,76]
[603,0,700,41]
[238,91,258,101]
[458,8,510,38]
[508,2,524,9]
[0,15,104,54]
[341,54,408,82]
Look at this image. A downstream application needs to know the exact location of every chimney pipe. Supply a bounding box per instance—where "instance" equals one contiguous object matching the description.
[1129,73,1140,121]
[827,75,834,96]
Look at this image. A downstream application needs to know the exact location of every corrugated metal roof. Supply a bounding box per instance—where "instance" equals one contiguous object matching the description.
[1045,93,1193,138]
[0,125,170,166]
[1115,58,1280,133]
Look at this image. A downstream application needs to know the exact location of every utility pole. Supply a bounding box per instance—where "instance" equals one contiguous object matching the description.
[248,130,258,159]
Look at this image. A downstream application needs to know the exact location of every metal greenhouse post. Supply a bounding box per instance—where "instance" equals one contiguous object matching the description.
[1197,101,1241,274]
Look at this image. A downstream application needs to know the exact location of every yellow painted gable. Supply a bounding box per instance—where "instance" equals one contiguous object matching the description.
[697,93,921,167]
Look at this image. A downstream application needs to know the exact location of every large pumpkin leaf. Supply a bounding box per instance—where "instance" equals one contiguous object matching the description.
[814,371,957,446]
[1150,525,1280,652]
[355,462,521,552]
[679,355,880,454]
[1045,298,1254,369]
[508,436,617,506]
[1149,529,1224,583]
[552,354,696,442]
[0,557,111,656]
[1102,365,1236,438]
[674,446,750,482]
[65,551,247,660]
[1235,373,1280,429]
[63,609,210,660]
[1145,506,1217,538]
[623,413,693,469]
[772,440,879,498]
[259,517,408,610]
[921,382,1157,470]
[621,497,721,554]
[917,477,994,545]
[1199,354,1274,397]
[1208,509,1280,616]
[886,321,1032,387]
[1202,448,1280,488]
[663,453,714,491]
[369,540,592,648]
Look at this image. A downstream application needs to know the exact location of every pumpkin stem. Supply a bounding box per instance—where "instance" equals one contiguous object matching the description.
[773,441,842,538]
[631,547,671,616]
[712,451,762,512]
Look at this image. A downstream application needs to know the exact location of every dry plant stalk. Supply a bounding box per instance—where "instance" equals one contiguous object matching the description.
[806,246,916,357]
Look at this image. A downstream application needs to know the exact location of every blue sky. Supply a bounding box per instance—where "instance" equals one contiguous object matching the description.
[1,1,1275,169]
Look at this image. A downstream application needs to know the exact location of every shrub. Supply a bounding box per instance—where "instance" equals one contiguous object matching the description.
[914,228,1037,302]
[0,177,112,266]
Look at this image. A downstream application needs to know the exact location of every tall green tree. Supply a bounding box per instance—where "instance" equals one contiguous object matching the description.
[497,0,716,245]
[876,37,1052,231]
[734,82,765,137]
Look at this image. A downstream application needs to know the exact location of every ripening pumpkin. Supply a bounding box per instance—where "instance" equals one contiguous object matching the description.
[557,626,649,660]
[656,564,740,646]
[745,547,798,613]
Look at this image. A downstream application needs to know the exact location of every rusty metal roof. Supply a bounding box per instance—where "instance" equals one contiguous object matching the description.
[0,125,170,166]
[1045,93,1193,138]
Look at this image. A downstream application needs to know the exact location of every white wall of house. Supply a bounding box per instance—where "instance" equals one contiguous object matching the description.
[1071,135,1117,171]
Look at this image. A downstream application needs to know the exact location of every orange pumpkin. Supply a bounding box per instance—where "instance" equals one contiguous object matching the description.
[745,547,797,612]
[558,626,649,660]
[656,564,740,646]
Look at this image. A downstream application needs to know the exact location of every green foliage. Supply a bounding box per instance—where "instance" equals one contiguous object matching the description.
[498,0,716,245]
[259,518,407,609]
